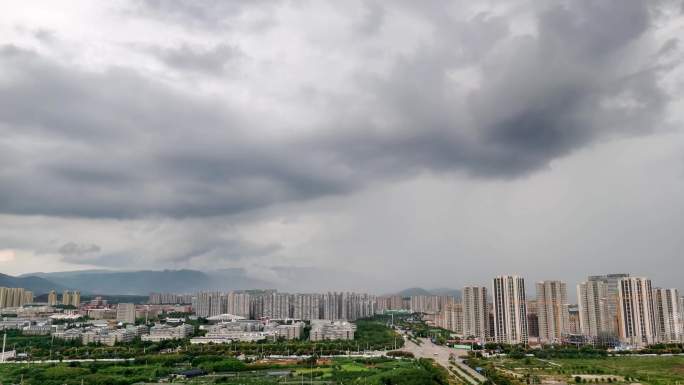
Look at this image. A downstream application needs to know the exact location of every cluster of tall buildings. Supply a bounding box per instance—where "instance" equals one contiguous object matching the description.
[190,291,376,321]
[375,295,455,314]
[47,290,81,307]
[0,287,34,309]
[193,291,252,318]
[419,273,682,348]
[481,274,683,347]
[577,275,682,346]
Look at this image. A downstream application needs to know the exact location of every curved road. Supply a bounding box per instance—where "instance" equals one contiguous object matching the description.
[402,337,488,384]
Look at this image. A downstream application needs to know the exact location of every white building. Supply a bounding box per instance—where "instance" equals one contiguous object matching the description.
[82,328,135,346]
[462,286,488,341]
[274,322,304,340]
[191,331,272,344]
[653,288,682,343]
[536,280,569,343]
[586,274,630,337]
[309,320,356,341]
[141,324,194,342]
[577,280,610,339]
[617,277,657,347]
[492,275,528,345]
[52,328,83,341]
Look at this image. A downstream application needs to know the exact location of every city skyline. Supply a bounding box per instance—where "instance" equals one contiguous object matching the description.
[1,1,684,292]
[2,270,682,347]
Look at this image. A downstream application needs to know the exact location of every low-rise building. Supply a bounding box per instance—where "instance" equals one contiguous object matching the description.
[309,320,355,341]
[0,317,30,330]
[271,322,304,340]
[52,328,83,341]
[141,324,194,342]
[190,331,272,344]
[82,328,134,346]
[126,324,150,337]
[22,324,51,335]
[88,308,117,320]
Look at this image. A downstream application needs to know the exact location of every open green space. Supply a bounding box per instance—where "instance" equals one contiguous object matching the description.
[466,355,684,385]
[0,356,450,385]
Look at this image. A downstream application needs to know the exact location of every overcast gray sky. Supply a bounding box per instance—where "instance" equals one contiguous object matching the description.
[0,0,683,293]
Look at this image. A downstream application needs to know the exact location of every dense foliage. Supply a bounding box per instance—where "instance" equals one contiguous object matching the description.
[0,356,452,385]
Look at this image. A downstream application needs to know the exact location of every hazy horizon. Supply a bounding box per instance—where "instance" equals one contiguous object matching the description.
[1,1,683,293]
[6,267,677,297]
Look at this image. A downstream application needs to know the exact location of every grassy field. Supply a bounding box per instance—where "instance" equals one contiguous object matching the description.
[552,357,684,385]
[471,355,684,385]
[0,357,450,385]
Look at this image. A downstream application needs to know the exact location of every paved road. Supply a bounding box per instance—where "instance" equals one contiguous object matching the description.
[0,358,134,364]
[402,338,488,384]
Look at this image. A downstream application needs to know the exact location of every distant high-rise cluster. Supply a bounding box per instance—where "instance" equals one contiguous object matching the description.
[0,287,34,308]
[572,273,683,347]
[190,291,376,321]
[48,290,58,306]
[409,295,441,313]
[62,290,81,307]
[148,292,193,305]
[435,303,463,334]
[292,294,321,320]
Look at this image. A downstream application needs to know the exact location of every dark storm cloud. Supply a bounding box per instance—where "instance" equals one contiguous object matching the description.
[0,45,351,218]
[326,0,666,178]
[0,0,674,219]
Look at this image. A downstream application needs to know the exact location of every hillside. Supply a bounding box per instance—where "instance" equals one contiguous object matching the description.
[0,273,63,295]
[22,268,272,295]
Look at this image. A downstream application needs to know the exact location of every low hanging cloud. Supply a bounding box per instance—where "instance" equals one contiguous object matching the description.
[58,242,102,263]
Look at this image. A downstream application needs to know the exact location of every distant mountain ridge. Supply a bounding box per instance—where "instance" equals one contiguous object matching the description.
[11,269,464,297]
[393,287,461,299]
[0,273,64,295]
[21,269,272,295]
